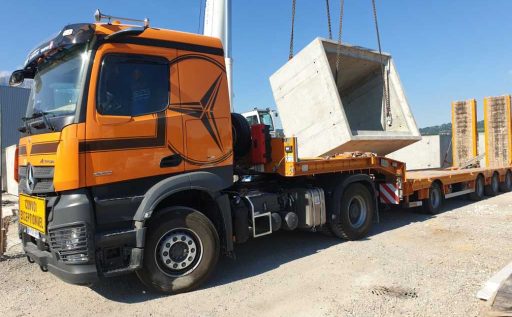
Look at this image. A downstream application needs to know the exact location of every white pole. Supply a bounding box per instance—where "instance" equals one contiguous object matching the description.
[204,0,233,112]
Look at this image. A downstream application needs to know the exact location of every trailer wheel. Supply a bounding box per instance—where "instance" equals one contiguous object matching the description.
[137,207,219,294]
[499,171,512,192]
[329,183,374,240]
[484,173,500,196]
[469,175,485,201]
[422,182,443,214]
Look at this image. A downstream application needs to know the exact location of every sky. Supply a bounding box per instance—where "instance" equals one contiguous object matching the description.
[1,0,511,128]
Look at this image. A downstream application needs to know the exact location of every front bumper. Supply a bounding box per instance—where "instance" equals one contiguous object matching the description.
[20,189,145,285]
[24,240,98,285]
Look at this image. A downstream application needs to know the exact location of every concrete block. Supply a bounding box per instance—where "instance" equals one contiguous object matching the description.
[270,38,420,158]
[484,96,512,168]
[451,99,478,167]
[387,135,452,170]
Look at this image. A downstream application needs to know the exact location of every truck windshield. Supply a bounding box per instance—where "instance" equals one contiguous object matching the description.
[259,112,274,131]
[26,48,89,119]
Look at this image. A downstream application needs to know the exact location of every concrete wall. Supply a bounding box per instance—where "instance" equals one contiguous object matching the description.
[387,135,452,170]
[2,145,18,195]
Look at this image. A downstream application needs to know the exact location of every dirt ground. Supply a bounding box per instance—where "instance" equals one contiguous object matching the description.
[1,193,511,317]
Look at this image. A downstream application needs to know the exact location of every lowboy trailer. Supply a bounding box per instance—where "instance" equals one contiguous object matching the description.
[266,137,512,216]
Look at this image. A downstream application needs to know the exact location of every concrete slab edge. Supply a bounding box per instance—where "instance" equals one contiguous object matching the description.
[477,261,512,301]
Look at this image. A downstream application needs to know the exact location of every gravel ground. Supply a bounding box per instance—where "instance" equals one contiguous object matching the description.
[1,193,511,317]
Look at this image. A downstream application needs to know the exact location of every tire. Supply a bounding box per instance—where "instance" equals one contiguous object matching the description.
[231,113,251,159]
[469,175,485,201]
[422,182,443,214]
[329,183,374,240]
[484,173,499,196]
[499,171,512,192]
[136,207,220,294]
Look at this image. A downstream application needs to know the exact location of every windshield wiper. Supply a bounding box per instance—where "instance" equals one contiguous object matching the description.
[18,118,32,134]
[35,111,56,131]
[31,111,56,131]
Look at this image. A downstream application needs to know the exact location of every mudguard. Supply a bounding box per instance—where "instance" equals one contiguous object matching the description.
[329,174,379,223]
[133,168,234,252]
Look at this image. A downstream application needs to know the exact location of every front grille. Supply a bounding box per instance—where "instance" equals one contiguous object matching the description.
[18,165,55,194]
[49,224,89,263]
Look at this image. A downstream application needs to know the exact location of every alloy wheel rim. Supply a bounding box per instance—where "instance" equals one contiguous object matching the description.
[347,195,367,228]
[155,228,203,277]
[492,175,499,192]
[431,188,440,208]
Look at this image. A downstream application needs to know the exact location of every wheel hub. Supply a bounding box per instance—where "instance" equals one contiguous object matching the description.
[431,189,440,207]
[158,230,199,272]
[477,178,484,196]
[492,176,499,192]
[348,196,367,228]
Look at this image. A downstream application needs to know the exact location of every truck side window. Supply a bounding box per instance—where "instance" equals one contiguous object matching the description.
[97,54,169,116]
[246,115,258,126]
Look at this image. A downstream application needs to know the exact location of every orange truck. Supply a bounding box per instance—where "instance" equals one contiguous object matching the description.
[10,14,512,294]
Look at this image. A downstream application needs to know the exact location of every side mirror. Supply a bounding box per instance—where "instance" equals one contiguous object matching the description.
[9,70,25,87]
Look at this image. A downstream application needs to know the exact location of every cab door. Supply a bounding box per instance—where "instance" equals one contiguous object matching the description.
[171,51,233,171]
[84,43,184,189]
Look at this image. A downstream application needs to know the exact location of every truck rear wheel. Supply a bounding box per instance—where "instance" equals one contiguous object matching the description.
[137,207,219,294]
[469,175,485,201]
[484,173,499,196]
[329,183,374,240]
[499,171,512,192]
[422,182,443,214]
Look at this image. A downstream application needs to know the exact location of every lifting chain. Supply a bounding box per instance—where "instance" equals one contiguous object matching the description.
[334,0,345,86]
[289,0,297,60]
[371,0,392,126]
[326,0,333,40]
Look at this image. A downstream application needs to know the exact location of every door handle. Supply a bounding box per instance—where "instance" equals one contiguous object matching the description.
[160,154,183,168]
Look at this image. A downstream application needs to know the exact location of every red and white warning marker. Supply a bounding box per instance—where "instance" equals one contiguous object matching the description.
[379,183,400,205]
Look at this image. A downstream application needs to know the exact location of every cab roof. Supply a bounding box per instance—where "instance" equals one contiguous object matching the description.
[94,23,224,56]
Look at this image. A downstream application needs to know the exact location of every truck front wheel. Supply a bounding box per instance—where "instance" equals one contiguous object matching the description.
[329,183,374,240]
[137,207,220,294]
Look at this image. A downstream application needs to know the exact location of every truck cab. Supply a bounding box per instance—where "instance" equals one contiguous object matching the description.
[13,20,236,290]
[242,107,284,138]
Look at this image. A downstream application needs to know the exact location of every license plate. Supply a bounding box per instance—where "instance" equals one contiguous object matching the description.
[25,226,40,239]
[19,194,46,234]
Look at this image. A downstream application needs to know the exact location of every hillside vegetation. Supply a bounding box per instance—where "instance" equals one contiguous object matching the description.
[419,120,484,135]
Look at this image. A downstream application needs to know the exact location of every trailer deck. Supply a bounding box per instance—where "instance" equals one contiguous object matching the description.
[264,138,405,178]
[264,137,512,211]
